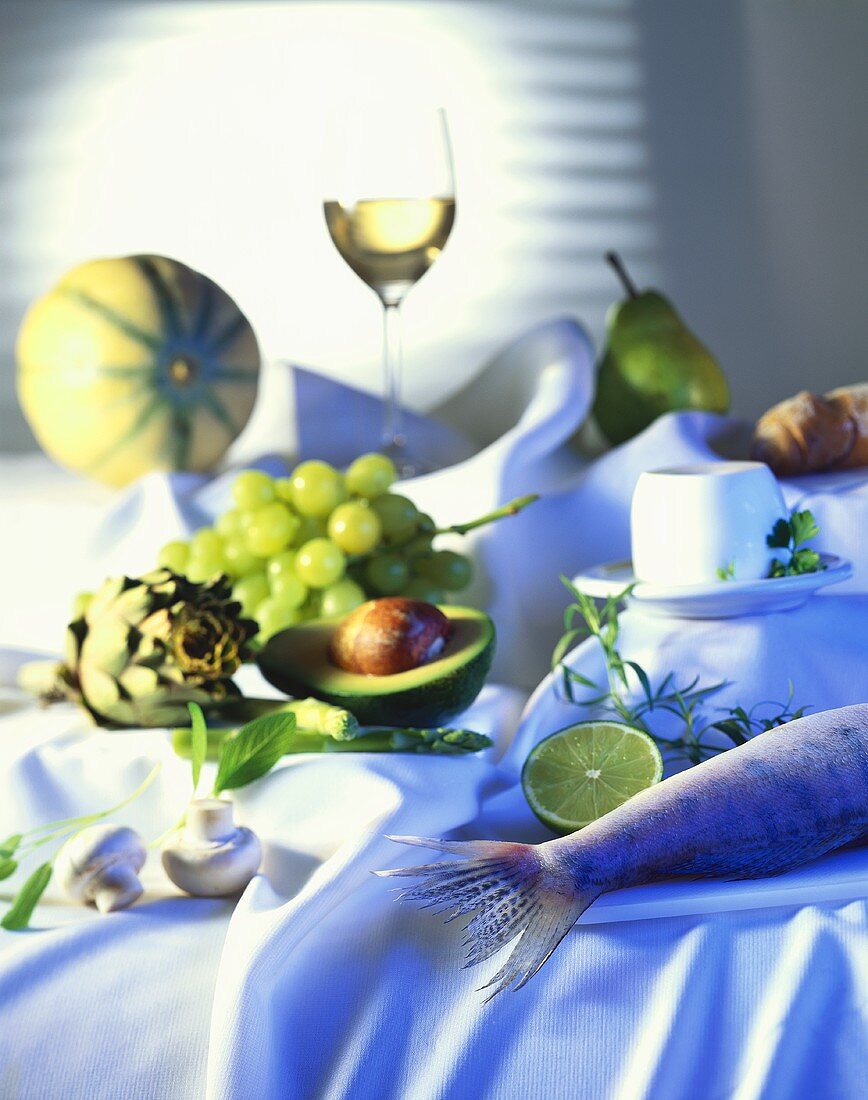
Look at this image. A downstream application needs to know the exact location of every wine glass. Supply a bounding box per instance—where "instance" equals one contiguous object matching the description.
[323,106,456,476]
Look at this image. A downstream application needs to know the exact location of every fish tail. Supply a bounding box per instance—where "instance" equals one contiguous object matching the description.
[377,836,598,1000]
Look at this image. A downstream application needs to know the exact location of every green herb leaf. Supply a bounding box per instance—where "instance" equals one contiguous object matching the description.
[716,561,736,581]
[212,712,297,794]
[551,628,588,670]
[550,578,806,766]
[766,518,792,549]
[791,547,822,574]
[789,510,820,548]
[0,858,18,881]
[187,702,208,792]
[0,835,22,859]
[765,509,824,577]
[624,661,653,705]
[1,862,52,930]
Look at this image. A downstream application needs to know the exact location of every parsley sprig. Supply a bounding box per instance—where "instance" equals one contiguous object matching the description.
[553,577,809,765]
[767,509,824,577]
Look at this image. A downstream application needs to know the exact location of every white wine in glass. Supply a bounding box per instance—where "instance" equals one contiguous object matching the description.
[323,108,456,475]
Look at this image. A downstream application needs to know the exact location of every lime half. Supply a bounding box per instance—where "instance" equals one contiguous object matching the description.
[522,720,663,834]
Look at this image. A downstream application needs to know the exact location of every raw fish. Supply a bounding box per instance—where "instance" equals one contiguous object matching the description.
[380,704,868,998]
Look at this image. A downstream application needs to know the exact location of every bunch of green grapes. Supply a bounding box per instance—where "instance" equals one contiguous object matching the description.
[156,453,474,641]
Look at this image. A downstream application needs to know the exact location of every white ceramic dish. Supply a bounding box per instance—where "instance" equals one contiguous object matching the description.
[576,844,868,926]
[571,553,852,619]
[631,461,787,586]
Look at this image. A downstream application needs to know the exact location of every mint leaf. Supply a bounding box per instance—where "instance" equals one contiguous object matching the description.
[213,711,297,794]
[187,702,208,792]
[1,862,52,930]
[0,835,22,860]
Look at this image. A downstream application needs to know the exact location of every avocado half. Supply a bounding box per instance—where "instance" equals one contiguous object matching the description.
[257,605,495,727]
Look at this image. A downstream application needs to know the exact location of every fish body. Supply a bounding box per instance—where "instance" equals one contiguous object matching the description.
[380,704,868,998]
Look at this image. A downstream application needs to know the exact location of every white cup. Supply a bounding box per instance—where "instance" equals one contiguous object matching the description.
[630,461,788,586]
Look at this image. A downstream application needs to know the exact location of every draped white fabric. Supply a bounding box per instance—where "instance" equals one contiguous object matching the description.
[1,337,867,1099]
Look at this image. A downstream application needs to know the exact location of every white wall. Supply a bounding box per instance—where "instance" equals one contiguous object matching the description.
[0,0,866,453]
[635,0,868,431]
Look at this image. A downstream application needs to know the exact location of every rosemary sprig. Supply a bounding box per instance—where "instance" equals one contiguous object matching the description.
[552,577,808,765]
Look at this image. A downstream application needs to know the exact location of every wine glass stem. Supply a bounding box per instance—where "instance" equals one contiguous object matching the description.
[381,301,404,452]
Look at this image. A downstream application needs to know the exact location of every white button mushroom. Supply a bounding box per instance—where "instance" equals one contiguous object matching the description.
[161,799,261,897]
[55,824,147,913]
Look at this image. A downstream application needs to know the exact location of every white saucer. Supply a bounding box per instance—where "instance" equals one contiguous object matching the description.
[571,553,853,619]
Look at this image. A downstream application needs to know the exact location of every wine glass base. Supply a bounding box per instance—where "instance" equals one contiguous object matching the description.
[382,439,437,480]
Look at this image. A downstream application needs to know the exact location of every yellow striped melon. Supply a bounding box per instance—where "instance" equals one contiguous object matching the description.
[16,255,261,487]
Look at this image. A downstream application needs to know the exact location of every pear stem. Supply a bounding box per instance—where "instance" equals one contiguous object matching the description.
[605,252,640,299]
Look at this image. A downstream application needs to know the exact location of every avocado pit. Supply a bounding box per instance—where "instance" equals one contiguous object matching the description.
[328,598,453,677]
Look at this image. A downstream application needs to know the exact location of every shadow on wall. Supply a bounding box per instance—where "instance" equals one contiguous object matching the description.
[635,1,775,422]
[0,0,659,453]
[635,0,868,419]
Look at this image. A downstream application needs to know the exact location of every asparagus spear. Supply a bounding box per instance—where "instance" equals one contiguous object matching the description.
[215,697,361,739]
[172,724,491,761]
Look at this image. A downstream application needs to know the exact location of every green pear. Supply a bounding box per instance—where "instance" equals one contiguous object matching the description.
[592,253,730,445]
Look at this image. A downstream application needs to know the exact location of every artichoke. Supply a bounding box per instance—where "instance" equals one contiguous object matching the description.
[24,569,257,728]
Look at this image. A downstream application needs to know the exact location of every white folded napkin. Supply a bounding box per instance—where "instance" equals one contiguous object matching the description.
[3,322,868,1100]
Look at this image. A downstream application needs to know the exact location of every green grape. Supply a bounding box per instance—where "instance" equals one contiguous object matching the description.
[186,553,226,583]
[238,508,261,529]
[244,503,300,558]
[290,460,346,517]
[345,453,397,499]
[327,501,382,555]
[158,539,190,574]
[402,578,447,604]
[215,509,244,539]
[409,554,434,578]
[364,553,409,596]
[371,493,418,542]
[403,533,434,560]
[416,549,473,591]
[269,571,307,609]
[266,550,297,579]
[293,514,328,545]
[186,529,226,580]
[190,528,223,557]
[267,552,310,608]
[294,538,346,588]
[71,591,93,619]
[232,573,270,616]
[416,513,436,534]
[274,477,295,504]
[231,470,276,511]
[320,578,366,618]
[256,597,302,640]
[223,539,265,579]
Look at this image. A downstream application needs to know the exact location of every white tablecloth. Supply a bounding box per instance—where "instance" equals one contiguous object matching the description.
[1,338,867,1100]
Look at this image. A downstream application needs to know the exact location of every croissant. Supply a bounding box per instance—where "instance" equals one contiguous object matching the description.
[751,383,868,476]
